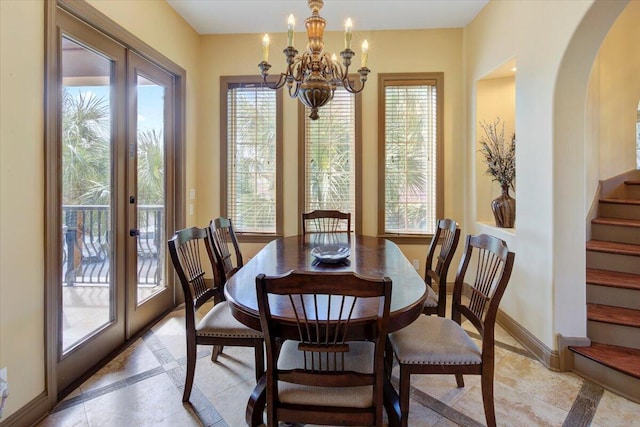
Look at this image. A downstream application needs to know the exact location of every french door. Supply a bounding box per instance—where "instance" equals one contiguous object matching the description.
[53,8,178,393]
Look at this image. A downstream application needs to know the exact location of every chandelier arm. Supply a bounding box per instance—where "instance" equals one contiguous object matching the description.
[288,81,301,98]
[261,72,288,90]
[342,67,371,94]
[293,56,306,80]
[342,77,362,94]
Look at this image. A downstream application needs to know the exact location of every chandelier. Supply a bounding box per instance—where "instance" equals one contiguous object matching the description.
[258,0,370,120]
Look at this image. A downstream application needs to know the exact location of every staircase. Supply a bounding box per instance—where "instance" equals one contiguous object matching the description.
[570,174,640,403]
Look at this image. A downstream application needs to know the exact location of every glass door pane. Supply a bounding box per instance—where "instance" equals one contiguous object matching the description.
[136,75,166,303]
[61,36,114,353]
[127,51,174,336]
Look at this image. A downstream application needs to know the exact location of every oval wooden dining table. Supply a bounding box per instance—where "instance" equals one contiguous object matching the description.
[224,234,428,426]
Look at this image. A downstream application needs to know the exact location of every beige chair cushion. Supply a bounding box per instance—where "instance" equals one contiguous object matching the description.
[275,340,375,408]
[389,316,481,365]
[422,286,438,308]
[195,301,262,338]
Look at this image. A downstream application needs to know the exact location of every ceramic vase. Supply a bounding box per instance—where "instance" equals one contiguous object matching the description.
[491,185,515,228]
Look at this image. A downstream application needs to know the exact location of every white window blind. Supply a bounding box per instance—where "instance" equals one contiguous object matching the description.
[384,81,437,235]
[226,83,277,233]
[304,87,356,232]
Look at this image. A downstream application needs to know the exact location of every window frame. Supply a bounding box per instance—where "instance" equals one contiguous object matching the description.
[377,72,444,244]
[220,75,283,243]
[298,81,363,235]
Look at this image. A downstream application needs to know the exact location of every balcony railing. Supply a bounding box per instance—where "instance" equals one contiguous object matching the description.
[62,205,163,287]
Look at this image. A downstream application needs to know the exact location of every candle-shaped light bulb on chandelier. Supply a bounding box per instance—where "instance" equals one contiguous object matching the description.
[361,40,369,68]
[262,34,270,62]
[287,14,295,46]
[345,18,353,50]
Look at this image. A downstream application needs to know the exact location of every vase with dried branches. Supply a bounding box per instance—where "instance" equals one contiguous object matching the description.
[479,118,516,228]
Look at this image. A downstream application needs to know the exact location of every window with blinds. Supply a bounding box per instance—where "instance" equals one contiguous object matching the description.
[379,74,443,236]
[301,85,360,233]
[221,78,282,237]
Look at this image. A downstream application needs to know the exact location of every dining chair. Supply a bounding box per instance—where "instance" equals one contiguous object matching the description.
[207,217,243,286]
[302,209,351,234]
[168,227,264,403]
[386,234,515,427]
[206,217,247,362]
[422,218,461,317]
[256,271,392,427]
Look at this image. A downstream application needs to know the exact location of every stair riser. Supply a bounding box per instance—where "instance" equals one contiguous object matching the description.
[587,284,640,310]
[599,202,640,220]
[591,223,640,245]
[619,186,640,199]
[587,321,640,349]
[573,353,640,403]
[586,251,640,274]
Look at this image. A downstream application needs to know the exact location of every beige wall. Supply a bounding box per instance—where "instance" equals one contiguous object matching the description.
[197,29,464,275]
[553,0,629,343]
[595,1,640,180]
[0,0,200,419]
[465,0,567,347]
[584,1,640,214]
[0,0,635,420]
[0,0,46,417]
[466,0,631,348]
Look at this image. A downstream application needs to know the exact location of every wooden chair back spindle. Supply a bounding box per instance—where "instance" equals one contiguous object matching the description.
[453,233,515,339]
[256,271,392,426]
[169,227,218,313]
[302,209,351,234]
[423,218,461,317]
[207,217,243,288]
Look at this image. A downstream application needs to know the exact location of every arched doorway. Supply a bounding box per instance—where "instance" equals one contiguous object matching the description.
[552,0,629,341]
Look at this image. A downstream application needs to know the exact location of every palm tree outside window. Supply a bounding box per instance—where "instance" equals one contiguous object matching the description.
[378,73,444,239]
[299,83,362,234]
[220,77,283,241]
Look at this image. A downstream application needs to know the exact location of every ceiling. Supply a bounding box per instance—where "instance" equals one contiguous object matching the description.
[167,0,489,35]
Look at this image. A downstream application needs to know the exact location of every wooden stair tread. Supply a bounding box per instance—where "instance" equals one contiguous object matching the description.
[587,303,640,328]
[586,240,640,256]
[586,268,640,290]
[570,342,640,379]
[600,198,640,205]
[591,217,640,228]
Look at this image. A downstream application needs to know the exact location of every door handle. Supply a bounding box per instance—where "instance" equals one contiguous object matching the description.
[129,228,140,237]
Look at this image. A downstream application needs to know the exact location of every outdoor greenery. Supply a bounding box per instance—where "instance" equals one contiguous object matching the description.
[384,85,434,234]
[62,90,111,205]
[228,88,277,232]
[62,87,165,255]
[62,88,165,206]
[305,87,354,216]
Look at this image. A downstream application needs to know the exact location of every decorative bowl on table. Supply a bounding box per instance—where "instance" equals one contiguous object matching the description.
[310,245,351,264]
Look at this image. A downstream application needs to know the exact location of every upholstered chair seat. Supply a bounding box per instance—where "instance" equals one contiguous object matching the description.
[422,288,439,311]
[389,316,481,366]
[276,340,375,407]
[196,301,262,339]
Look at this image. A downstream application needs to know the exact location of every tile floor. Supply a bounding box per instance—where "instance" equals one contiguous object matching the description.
[37,303,640,427]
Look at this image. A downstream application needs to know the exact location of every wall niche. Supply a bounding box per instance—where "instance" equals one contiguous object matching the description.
[475,59,516,229]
